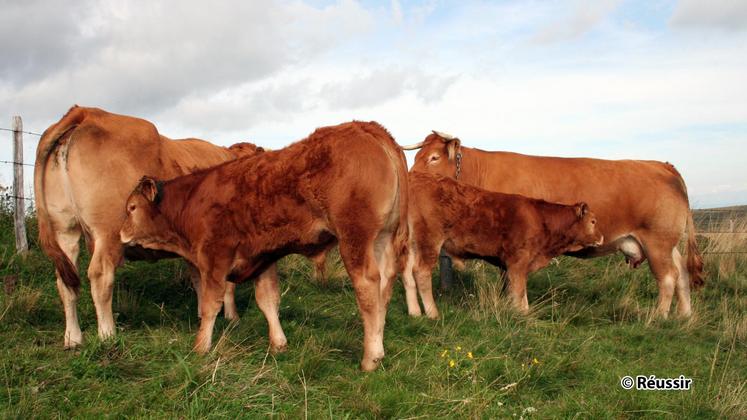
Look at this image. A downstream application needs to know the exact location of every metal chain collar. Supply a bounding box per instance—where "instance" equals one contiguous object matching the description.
[455,150,463,180]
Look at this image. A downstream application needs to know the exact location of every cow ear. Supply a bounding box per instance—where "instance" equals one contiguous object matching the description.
[446,138,461,161]
[137,176,159,202]
[575,202,589,218]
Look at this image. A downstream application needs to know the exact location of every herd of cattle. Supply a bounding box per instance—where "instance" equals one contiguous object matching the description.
[34,105,704,371]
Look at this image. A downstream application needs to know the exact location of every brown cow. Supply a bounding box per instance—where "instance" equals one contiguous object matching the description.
[119,121,408,371]
[34,105,264,348]
[403,131,704,318]
[402,172,603,317]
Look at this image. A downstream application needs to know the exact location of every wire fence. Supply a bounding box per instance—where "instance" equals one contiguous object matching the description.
[0,127,42,137]
[0,160,34,167]
[1,123,746,255]
[3,194,34,202]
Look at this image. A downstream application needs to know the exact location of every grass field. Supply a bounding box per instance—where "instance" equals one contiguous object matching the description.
[1,207,746,418]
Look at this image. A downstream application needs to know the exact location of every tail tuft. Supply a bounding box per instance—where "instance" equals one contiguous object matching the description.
[37,211,80,292]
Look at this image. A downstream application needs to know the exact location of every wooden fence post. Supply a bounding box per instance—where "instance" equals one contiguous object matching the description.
[12,116,28,254]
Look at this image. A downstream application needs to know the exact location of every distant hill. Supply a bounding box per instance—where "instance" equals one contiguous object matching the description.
[693,205,747,232]
[694,205,747,213]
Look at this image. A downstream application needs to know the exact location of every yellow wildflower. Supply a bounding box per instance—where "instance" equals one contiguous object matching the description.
[440,349,449,358]
[533,357,540,365]
[449,360,456,368]
[456,346,462,352]
[467,352,473,359]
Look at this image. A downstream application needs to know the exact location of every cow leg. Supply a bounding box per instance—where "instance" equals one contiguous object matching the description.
[188,263,203,317]
[55,229,83,348]
[254,265,287,353]
[642,239,679,319]
[506,265,530,314]
[411,240,441,319]
[310,251,328,284]
[223,282,239,321]
[194,268,227,354]
[374,235,398,351]
[414,262,439,319]
[402,250,422,316]
[189,263,237,320]
[88,236,121,340]
[338,240,383,372]
[672,247,692,318]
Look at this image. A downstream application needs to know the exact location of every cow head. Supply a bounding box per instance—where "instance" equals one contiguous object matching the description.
[227,142,265,158]
[120,176,177,252]
[405,131,462,179]
[565,203,604,251]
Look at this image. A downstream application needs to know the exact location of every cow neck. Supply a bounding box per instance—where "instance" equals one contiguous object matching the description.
[155,176,200,256]
[539,203,580,256]
[457,147,486,188]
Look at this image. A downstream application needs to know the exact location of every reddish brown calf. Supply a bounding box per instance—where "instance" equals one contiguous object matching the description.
[403,172,603,317]
[120,121,408,371]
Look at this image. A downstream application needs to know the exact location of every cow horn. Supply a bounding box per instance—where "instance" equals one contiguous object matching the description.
[432,130,457,141]
[400,141,425,150]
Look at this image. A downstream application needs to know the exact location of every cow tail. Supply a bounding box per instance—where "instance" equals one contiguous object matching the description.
[685,211,705,289]
[34,106,84,292]
[394,148,410,273]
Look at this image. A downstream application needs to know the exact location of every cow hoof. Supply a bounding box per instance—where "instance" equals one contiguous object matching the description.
[677,310,692,319]
[63,340,82,350]
[360,357,383,372]
[224,312,240,322]
[408,310,422,317]
[270,342,288,354]
[193,341,212,355]
[98,329,116,341]
[63,331,83,349]
[654,310,670,320]
[676,306,693,318]
[425,309,440,320]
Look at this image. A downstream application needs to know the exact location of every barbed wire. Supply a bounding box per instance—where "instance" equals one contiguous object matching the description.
[695,208,747,213]
[0,127,42,136]
[0,160,34,167]
[3,194,34,202]
[697,231,747,234]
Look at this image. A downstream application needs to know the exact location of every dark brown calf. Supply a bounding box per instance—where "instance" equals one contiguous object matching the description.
[403,172,603,318]
[120,121,408,371]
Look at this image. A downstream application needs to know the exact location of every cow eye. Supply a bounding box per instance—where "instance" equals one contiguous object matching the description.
[591,219,596,225]
[428,154,440,163]
[128,204,136,213]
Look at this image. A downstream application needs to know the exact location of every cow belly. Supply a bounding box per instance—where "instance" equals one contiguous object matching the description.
[566,234,643,262]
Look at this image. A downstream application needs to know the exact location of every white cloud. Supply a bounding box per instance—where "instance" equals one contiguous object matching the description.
[1,0,374,124]
[319,67,457,109]
[671,0,747,31]
[531,0,621,44]
[0,1,745,207]
[391,0,403,25]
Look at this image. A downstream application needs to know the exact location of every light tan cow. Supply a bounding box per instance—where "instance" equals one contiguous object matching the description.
[403,131,704,318]
[34,105,263,348]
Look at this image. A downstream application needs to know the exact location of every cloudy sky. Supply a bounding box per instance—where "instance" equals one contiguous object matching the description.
[1,0,746,208]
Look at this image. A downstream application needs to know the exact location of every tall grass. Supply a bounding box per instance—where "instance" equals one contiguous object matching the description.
[0,203,746,418]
